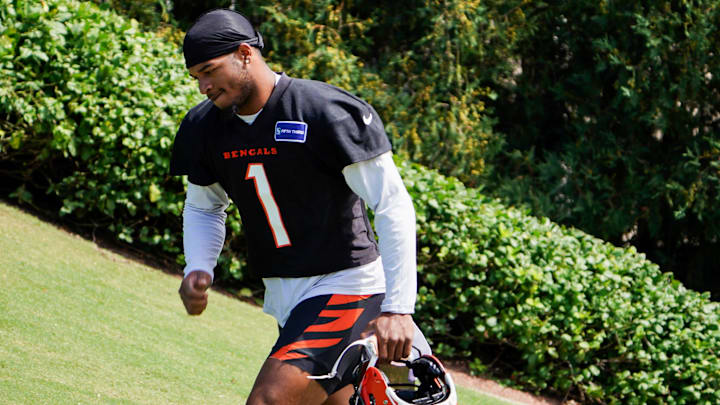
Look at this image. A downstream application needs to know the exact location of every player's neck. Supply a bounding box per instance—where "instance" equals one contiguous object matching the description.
[235,65,276,116]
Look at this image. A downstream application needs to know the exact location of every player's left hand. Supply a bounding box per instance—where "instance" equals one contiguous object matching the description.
[363,313,414,362]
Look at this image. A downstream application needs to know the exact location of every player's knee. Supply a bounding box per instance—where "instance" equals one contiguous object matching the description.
[247,383,284,405]
[248,374,329,405]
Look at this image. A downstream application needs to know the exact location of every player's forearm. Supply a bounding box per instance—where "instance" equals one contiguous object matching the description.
[182,182,230,281]
[183,204,226,280]
[374,192,417,313]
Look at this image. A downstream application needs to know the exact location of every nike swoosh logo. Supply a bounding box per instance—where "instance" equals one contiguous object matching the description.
[362,114,373,125]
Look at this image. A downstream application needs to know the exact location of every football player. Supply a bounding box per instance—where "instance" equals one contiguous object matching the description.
[170,9,419,405]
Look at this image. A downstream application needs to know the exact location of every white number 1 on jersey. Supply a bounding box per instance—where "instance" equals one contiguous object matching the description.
[245,163,292,248]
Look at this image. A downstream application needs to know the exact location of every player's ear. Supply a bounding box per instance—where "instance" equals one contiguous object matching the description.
[234,43,253,64]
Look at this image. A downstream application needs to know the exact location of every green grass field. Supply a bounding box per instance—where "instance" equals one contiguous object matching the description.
[0,202,520,404]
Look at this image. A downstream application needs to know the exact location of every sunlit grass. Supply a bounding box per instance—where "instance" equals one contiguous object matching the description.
[0,202,518,405]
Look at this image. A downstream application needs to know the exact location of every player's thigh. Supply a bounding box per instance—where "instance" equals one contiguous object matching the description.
[247,358,328,405]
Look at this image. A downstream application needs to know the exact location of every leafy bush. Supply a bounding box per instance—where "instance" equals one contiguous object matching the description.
[0,0,195,255]
[489,0,720,297]
[401,158,720,404]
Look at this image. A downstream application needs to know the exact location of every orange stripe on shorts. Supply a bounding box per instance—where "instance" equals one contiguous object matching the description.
[326,294,372,306]
[270,338,343,360]
[305,308,364,333]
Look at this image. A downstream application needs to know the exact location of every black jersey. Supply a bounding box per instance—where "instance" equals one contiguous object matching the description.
[170,74,392,278]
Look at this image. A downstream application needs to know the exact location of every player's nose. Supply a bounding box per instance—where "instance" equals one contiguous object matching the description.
[198,78,212,95]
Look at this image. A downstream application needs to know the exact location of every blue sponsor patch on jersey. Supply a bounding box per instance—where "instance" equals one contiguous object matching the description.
[274,121,308,143]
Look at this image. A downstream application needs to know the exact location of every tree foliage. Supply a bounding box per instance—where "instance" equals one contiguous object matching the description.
[490,0,720,297]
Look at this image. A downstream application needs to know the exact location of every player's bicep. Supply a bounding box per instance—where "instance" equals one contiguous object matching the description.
[342,151,404,212]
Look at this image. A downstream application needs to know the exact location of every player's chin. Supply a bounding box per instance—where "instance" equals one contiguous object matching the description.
[210,90,228,108]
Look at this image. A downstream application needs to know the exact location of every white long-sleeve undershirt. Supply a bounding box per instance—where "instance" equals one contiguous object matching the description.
[342,152,417,313]
[182,151,417,323]
[182,182,229,280]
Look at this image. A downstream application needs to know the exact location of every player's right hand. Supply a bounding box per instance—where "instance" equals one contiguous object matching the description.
[179,270,212,315]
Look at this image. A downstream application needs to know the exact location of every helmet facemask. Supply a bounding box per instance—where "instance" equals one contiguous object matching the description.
[310,336,457,405]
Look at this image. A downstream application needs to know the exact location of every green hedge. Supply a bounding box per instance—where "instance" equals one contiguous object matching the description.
[2,1,720,403]
[0,0,191,254]
[403,159,720,404]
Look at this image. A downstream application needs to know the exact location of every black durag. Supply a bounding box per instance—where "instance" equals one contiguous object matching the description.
[183,9,264,68]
